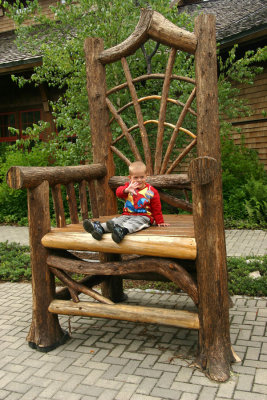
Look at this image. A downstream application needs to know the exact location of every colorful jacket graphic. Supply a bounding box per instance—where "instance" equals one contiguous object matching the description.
[116,182,164,225]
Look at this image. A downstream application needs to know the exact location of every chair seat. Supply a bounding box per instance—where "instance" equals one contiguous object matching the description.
[42,214,196,260]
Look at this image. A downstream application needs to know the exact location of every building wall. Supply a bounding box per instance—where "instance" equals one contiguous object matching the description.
[0,0,56,33]
[230,66,267,171]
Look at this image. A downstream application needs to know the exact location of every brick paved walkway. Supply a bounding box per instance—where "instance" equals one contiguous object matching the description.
[0,283,267,400]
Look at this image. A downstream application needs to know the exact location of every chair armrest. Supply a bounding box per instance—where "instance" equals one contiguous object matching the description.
[6,164,106,190]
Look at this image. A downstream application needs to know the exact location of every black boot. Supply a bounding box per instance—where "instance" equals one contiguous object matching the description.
[83,219,104,240]
[106,220,128,243]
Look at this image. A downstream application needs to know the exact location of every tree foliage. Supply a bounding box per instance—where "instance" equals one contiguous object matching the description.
[1,0,267,225]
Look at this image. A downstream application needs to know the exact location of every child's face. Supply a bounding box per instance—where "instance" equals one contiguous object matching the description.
[129,168,147,190]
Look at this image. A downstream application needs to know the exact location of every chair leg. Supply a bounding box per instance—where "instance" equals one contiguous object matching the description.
[26,182,69,351]
[100,253,126,302]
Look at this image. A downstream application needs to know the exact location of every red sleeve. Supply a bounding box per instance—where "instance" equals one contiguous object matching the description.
[150,187,164,225]
[116,183,129,199]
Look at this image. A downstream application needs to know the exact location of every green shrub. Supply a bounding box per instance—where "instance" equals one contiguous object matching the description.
[221,136,267,227]
[0,139,51,224]
[228,256,267,296]
[0,242,31,281]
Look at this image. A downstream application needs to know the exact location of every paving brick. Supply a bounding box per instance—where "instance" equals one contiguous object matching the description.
[252,384,267,395]
[234,390,267,400]
[5,382,32,395]
[135,368,162,379]
[136,377,157,395]
[236,374,254,391]
[131,394,162,400]
[171,381,201,394]
[97,389,117,400]
[151,387,182,399]
[198,386,218,400]
[255,368,267,384]
[115,382,139,400]
[53,390,82,400]
[180,394,198,400]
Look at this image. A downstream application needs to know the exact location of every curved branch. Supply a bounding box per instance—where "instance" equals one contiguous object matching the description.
[47,255,198,305]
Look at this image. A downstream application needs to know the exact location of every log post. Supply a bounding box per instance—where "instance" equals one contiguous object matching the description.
[192,14,232,381]
[84,37,124,301]
[26,181,68,351]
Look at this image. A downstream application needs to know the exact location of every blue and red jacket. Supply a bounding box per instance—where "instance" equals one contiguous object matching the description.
[116,182,164,225]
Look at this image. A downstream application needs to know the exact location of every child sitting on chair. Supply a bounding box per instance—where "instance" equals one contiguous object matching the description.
[83,161,170,243]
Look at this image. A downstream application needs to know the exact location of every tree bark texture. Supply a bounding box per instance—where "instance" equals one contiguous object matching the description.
[46,254,198,305]
[26,181,68,351]
[98,9,197,65]
[49,300,199,330]
[84,37,117,216]
[6,164,106,189]
[193,14,232,381]
[109,174,191,190]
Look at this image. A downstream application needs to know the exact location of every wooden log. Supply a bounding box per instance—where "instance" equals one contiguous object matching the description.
[56,275,107,300]
[121,57,153,174]
[42,230,197,260]
[100,253,125,303]
[87,179,99,218]
[49,300,200,330]
[148,11,197,54]
[106,98,142,161]
[154,48,177,174]
[193,14,232,382]
[110,146,132,166]
[51,184,66,228]
[84,37,118,216]
[46,255,198,305]
[49,266,114,305]
[158,191,192,212]
[109,174,191,190]
[188,156,219,185]
[79,180,89,220]
[26,181,68,351]
[106,74,195,97]
[66,183,79,224]
[98,9,197,65]
[166,138,197,174]
[6,164,106,190]
[161,87,196,174]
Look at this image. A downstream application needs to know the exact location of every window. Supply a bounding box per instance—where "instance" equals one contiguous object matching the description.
[0,109,41,142]
[0,113,16,142]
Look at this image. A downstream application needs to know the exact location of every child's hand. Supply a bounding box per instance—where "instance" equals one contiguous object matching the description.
[125,181,139,195]
[157,223,170,227]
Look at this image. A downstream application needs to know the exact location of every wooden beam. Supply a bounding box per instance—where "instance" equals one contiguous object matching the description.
[46,254,198,305]
[42,231,197,260]
[109,174,191,190]
[98,9,197,65]
[49,300,200,330]
[193,13,232,382]
[6,164,106,190]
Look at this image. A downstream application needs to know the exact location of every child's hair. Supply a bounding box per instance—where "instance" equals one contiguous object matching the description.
[129,161,147,175]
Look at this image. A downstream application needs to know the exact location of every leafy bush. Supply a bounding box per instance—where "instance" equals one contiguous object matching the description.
[228,256,267,297]
[0,242,31,281]
[0,136,51,224]
[221,136,267,227]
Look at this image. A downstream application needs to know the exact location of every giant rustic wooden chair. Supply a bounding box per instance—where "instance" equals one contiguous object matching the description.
[7,10,237,381]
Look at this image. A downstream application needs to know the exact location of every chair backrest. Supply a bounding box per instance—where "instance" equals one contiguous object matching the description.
[84,9,212,217]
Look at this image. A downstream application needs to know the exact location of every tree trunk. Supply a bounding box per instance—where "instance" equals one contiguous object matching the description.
[192,14,233,381]
[27,181,68,351]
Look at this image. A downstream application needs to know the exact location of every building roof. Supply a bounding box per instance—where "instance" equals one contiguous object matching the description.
[1,0,266,70]
[176,0,267,45]
[0,30,41,71]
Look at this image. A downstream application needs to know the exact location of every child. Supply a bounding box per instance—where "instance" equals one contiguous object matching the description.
[83,161,169,243]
